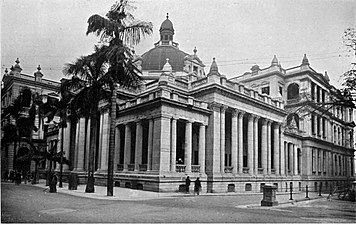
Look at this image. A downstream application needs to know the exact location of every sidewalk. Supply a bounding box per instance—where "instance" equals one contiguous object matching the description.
[28,179,324,205]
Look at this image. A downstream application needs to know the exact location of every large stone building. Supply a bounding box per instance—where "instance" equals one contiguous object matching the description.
[5,16,354,193]
[1,59,60,173]
[60,16,355,193]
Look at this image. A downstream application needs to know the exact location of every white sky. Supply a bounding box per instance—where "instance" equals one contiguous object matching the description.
[1,0,356,88]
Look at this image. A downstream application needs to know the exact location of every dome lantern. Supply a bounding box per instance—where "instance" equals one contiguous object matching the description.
[159,13,174,43]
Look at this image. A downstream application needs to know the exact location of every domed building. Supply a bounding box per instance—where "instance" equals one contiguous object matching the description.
[134,14,205,79]
[56,15,354,194]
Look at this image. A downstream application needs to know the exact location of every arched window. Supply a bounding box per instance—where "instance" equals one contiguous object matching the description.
[287,83,299,100]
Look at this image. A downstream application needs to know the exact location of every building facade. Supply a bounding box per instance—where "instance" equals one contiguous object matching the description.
[4,16,354,193]
[60,16,355,193]
[1,59,60,173]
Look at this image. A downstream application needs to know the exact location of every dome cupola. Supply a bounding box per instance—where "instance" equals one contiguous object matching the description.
[160,13,174,43]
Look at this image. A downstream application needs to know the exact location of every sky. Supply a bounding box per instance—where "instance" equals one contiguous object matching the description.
[1,0,356,88]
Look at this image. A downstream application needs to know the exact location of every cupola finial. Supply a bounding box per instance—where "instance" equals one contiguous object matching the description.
[37,65,41,71]
[193,47,197,55]
[15,58,20,64]
[271,55,278,66]
[166,13,169,19]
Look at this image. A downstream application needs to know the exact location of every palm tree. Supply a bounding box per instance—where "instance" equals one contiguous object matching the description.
[63,48,113,193]
[85,0,153,196]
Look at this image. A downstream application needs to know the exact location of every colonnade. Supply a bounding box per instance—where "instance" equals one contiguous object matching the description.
[210,103,292,176]
[311,148,354,177]
[115,116,207,173]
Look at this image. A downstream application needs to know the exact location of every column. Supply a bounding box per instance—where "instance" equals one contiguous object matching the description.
[253,116,259,175]
[147,119,154,171]
[123,123,131,171]
[171,118,177,172]
[248,114,254,175]
[199,124,206,173]
[220,106,227,173]
[74,117,86,171]
[85,118,91,170]
[134,121,143,171]
[152,116,171,172]
[231,110,238,174]
[288,143,293,174]
[273,123,280,175]
[261,119,268,175]
[238,112,244,174]
[293,144,298,175]
[114,126,120,170]
[62,121,71,171]
[206,103,221,174]
[99,112,109,171]
[185,121,192,173]
[280,129,285,175]
[267,120,272,175]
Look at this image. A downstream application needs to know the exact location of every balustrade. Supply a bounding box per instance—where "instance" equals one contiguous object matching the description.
[139,164,147,171]
[128,164,135,171]
[191,165,200,173]
[117,164,124,171]
[224,166,233,173]
[176,165,186,172]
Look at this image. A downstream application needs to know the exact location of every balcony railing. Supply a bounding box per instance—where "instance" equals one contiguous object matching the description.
[117,164,124,171]
[139,164,147,171]
[176,165,186,172]
[128,164,135,171]
[191,165,200,173]
[224,166,233,173]
[243,167,249,173]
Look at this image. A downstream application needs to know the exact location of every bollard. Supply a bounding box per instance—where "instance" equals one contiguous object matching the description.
[289,184,293,200]
[305,185,309,199]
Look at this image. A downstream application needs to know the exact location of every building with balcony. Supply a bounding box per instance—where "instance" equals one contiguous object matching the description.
[60,15,355,193]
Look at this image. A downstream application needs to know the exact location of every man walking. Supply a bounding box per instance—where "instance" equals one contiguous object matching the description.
[194,177,202,195]
[185,176,191,193]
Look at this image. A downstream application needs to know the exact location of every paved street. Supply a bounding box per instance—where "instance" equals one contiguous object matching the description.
[1,181,356,223]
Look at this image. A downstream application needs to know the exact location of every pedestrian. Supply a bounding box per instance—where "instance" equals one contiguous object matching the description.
[3,170,9,182]
[15,171,21,185]
[194,177,202,195]
[9,170,15,183]
[185,176,191,193]
[49,173,58,193]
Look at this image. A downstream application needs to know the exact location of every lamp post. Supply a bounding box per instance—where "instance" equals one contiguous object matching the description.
[59,124,64,188]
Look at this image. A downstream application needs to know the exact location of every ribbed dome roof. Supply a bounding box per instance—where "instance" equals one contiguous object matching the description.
[141,45,188,71]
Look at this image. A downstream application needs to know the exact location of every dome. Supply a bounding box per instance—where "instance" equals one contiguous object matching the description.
[141,45,188,71]
[160,14,174,33]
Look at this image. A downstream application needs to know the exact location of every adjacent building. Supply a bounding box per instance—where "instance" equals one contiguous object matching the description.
[1,59,60,174]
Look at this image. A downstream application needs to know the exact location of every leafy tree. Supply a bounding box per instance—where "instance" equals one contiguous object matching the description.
[342,27,356,92]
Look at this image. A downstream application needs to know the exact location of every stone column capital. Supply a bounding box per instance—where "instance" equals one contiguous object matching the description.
[209,102,222,112]
[220,105,228,113]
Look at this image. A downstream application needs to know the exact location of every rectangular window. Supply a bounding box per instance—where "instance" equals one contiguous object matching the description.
[279,86,283,96]
[317,86,321,102]
[322,118,326,137]
[311,82,315,100]
[261,86,270,95]
[311,114,315,134]
[318,150,321,172]
[322,90,326,103]
[312,149,316,172]
[323,152,326,173]
[317,116,320,136]
[245,183,252,191]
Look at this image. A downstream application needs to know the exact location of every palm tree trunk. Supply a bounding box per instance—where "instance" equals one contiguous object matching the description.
[107,85,117,196]
[85,114,98,193]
